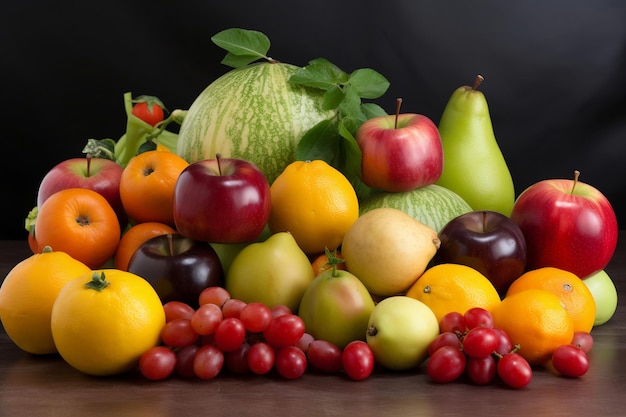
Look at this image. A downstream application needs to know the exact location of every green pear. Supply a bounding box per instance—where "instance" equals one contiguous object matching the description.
[366,296,440,371]
[225,232,314,312]
[298,251,376,349]
[210,225,271,274]
[435,75,515,216]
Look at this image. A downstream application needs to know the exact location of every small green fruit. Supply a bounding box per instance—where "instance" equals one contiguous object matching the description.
[583,269,618,326]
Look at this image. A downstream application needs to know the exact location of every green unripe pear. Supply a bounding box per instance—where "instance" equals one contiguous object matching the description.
[435,75,515,216]
[298,255,376,349]
[225,232,315,312]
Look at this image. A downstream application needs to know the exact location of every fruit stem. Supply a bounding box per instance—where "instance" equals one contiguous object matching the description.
[395,98,403,129]
[472,75,485,91]
[86,154,92,177]
[84,271,110,292]
[571,170,580,194]
[216,153,223,176]
[167,233,174,256]
[324,247,345,277]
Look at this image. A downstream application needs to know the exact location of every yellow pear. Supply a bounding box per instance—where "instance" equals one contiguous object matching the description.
[341,208,440,297]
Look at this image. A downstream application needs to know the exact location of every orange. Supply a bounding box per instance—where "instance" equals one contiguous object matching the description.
[34,188,121,269]
[405,263,501,323]
[119,150,189,226]
[0,247,91,354]
[268,160,359,255]
[114,221,177,271]
[50,269,166,376]
[311,250,346,277]
[492,288,575,366]
[506,267,596,333]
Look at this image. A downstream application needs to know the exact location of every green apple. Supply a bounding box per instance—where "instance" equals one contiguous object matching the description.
[298,253,376,349]
[211,226,271,274]
[225,232,315,312]
[366,295,440,370]
[583,269,618,326]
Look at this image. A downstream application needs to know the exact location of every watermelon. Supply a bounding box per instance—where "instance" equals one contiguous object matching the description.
[176,62,336,184]
[359,185,473,232]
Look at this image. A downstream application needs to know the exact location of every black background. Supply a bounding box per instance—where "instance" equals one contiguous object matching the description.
[2,1,625,240]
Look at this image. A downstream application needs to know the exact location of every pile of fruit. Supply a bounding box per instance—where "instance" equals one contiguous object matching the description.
[0,29,620,389]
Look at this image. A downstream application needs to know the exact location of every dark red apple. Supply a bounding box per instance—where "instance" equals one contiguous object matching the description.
[510,170,618,278]
[356,98,443,192]
[127,233,224,308]
[434,210,527,295]
[37,156,127,227]
[173,154,271,243]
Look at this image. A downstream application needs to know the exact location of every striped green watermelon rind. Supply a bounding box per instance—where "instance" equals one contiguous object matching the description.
[358,184,473,232]
[176,62,336,184]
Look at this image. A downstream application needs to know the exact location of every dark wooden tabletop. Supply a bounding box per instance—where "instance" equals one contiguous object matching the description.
[1,237,625,417]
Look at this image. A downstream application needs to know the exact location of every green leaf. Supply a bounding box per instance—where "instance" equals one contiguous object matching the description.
[348,68,390,99]
[337,86,365,126]
[322,85,345,111]
[289,58,346,90]
[220,52,264,68]
[295,120,341,165]
[138,139,158,155]
[361,102,389,119]
[211,28,271,68]
[82,138,117,161]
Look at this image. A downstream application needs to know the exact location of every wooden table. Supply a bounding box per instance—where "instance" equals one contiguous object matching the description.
[1,238,625,417]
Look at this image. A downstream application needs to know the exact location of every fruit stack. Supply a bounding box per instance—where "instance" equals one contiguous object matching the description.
[0,28,619,388]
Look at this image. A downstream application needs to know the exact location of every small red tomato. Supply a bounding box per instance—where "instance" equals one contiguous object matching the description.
[131,96,165,126]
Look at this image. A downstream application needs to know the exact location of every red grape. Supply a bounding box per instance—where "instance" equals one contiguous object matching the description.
[275,346,307,379]
[492,327,514,356]
[497,352,532,389]
[439,311,466,334]
[263,314,305,348]
[307,339,343,373]
[214,317,246,352]
[571,331,594,354]
[462,327,499,358]
[466,355,496,385]
[190,303,223,336]
[551,344,590,377]
[139,346,177,381]
[464,307,494,329]
[175,344,200,378]
[295,332,315,353]
[428,331,462,357]
[270,304,292,318]
[193,344,224,380]
[224,342,251,374]
[427,345,466,383]
[341,340,374,381]
[160,318,199,348]
[239,302,273,333]
[222,298,247,319]
[247,342,275,375]
[198,286,230,307]
[163,301,195,322]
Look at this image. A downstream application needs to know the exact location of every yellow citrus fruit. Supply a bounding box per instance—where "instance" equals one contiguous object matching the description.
[506,267,596,333]
[0,247,91,354]
[268,159,359,255]
[492,288,575,366]
[50,269,165,376]
[405,263,501,323]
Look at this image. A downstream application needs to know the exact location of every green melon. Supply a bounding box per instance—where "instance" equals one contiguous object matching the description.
[359,185,473,232]
[176,62,336,184]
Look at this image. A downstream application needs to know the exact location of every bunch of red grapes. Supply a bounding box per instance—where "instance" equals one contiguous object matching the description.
[426,307,592,389]
[138,286,374,381]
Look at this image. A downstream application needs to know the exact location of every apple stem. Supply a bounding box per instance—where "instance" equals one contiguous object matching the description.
[571,170,581,194]
[395,98,403,129]
[472,75,485,91]
[216,153,223,176]
[167,233,174,256]
[86,154,92,177]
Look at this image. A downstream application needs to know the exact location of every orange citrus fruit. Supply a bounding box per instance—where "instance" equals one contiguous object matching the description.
[268,160,359,255]
[506,267,596,333]
[492,288,575,366]
[34,188,121,269]
[0,247,91,354]
[311,250,346,277]
[114,221,177,271]
[119,150,189,226]
[50,269,166,376]
[405,263,501,323]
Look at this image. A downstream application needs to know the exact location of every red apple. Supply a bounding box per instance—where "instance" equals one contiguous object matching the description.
[37,156,126,227]
[356,98,443,192]
[434,210,527,295]
[173,154,271,243]
[510,171,618,279]
[127,233,224,308]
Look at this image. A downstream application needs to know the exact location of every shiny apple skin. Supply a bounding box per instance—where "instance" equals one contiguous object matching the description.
[128,233,224,308]
[37,157,126,227]
[510,178,618,279]
[357,113,443,192]
[434,210,527,295]
[173,157,271,243]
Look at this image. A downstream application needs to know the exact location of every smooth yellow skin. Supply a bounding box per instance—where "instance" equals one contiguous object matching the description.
[435,79,515,216]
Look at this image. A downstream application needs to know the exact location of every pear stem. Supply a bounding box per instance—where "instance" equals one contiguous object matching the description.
[571,170,581,194]
[472,75,485,90]
[394,98,403,129]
